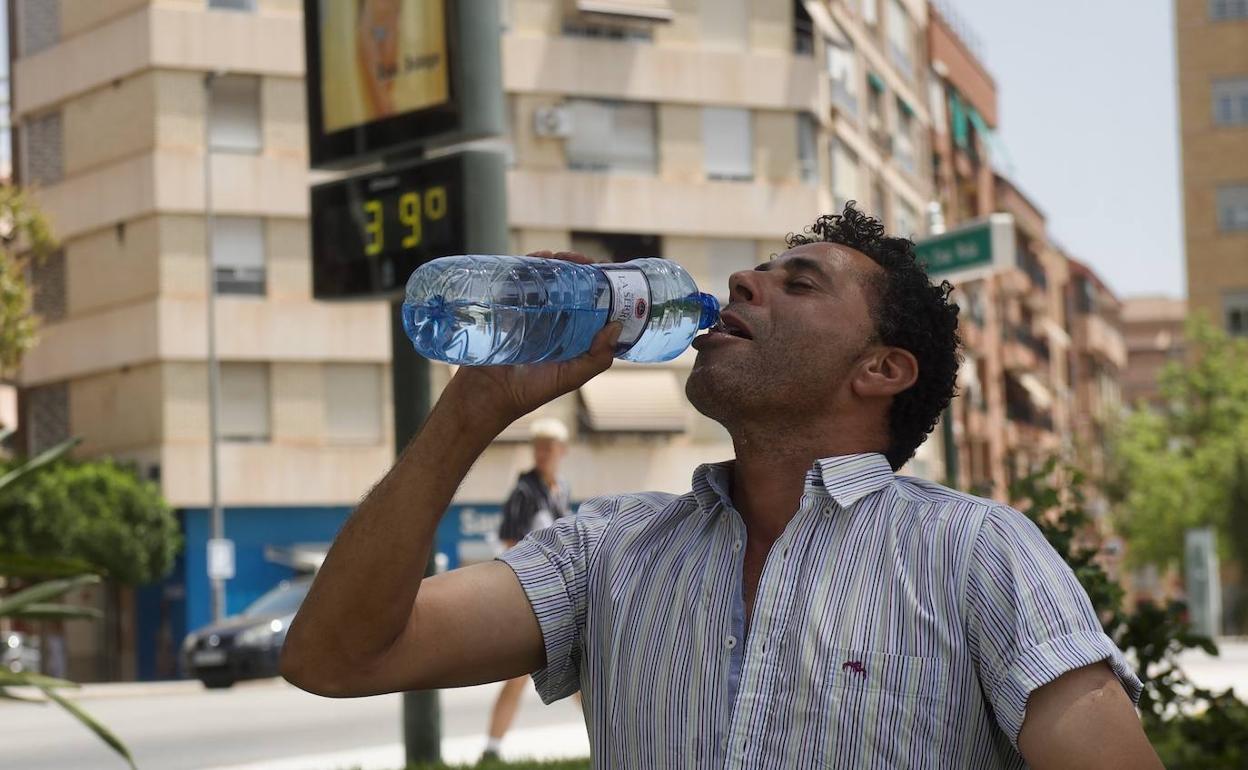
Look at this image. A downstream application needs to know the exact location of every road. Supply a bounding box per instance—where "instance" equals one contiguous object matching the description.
[7,639,1248,770]
[2,678,587,770]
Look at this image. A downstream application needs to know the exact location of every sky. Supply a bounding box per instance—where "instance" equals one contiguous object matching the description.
[946,0,1183,299]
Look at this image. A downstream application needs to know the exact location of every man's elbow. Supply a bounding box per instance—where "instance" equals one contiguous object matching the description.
[279,635,355,698]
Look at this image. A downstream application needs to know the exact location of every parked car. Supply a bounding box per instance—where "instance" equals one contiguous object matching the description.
[182,577,311,689]
[3,631,40,673]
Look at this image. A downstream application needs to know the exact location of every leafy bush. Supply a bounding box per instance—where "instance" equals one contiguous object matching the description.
[1013,459,1248,769]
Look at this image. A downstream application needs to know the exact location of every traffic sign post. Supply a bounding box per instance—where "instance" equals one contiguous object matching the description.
[206,538,235,582]
[914,213,1016,284]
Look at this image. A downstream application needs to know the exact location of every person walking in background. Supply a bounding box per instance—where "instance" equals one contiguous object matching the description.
[482,417,573,762]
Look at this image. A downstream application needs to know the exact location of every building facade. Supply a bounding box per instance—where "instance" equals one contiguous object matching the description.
[926,4,1072,500]
[10,0,393,679]
[1121,296,1186,409]
[1176,0,1248,331]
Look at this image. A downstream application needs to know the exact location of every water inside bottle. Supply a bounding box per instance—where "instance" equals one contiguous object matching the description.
[403,297,609,365]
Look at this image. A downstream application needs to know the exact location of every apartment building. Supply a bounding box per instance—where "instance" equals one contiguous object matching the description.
[1176,0,1248,331]
[1121,296,1186,409]
[926,4,1072,499]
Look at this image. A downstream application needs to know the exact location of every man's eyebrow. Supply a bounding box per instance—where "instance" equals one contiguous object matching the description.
[755,255,832,279]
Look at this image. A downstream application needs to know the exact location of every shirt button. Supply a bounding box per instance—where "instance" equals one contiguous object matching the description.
[725,635,738,649]
[822,508,834,518]
[732,540,742,552]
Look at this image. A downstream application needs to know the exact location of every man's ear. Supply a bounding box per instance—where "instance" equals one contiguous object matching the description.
[852,347,918,399]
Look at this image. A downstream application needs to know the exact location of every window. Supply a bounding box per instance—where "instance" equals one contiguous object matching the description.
[208,76,262,153]
[22,111,62,186]
[894,98,916,173]
[826,36,858,115]
[570,231,661,263]
[886,0,914,76]
[1213,77,1248,126]
[867,74,885,131]
[30,249,66,323]
[701,0,748,49]
[793,0,815,55]
[220,363,270,442]
[325,364,383,444]
[563,20,654,41]
[798,114,818,183]
[212,217,266,295]
[1224,291,1248,337]
[871,178,888,225]
[894,196,919,238]
[928,75,947,134]
[16,0,58,56]
[1218,184,1248,231]
[566,99,657,173]
[705,239,757,300]
[25,382,68,455]
[209,0,256,9]
[702,107,753,181]
[862,0,878,26]
[830,138,861,211]
[1210,0,1248,20]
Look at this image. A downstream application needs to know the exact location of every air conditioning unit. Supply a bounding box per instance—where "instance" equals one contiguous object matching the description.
[534,106,573,138]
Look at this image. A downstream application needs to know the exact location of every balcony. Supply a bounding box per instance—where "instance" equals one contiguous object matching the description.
[1074,313,1127,369]
[1002,324,1048,372]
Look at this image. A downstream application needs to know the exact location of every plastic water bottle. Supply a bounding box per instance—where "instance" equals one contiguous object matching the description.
[401,255,720,365]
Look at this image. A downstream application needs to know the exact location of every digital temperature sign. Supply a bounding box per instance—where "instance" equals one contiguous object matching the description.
[310,151,505,300]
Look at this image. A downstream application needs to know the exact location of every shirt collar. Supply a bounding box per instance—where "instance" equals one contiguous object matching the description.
[807,453,896,508]
[692,452,895,514]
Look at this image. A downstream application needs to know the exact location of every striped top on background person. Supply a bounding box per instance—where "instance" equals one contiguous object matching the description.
[500,452,1142,769]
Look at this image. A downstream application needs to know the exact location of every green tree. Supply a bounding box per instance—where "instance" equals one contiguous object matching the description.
[0,457,180,585]
[1109,316,1248,569]
[0,184,56,377]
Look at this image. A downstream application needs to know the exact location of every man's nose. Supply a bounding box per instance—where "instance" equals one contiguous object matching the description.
[728,270,763,305]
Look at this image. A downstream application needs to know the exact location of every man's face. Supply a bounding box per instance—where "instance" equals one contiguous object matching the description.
[686,242,884,427]
[532,437,567,478]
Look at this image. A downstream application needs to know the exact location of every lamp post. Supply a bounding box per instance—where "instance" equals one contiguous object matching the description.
[204,71,227,622]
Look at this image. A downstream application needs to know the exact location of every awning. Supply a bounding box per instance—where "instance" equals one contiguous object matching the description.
[1018,373,1053,410]
[949,91,969,150]
[897,97,915,117]
[867,71,885,92]
[580,370,688,432]
[803,0,847,44]
[576,0,674,20]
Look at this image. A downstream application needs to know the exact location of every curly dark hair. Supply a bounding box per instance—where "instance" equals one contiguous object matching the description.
[786,202,961,471]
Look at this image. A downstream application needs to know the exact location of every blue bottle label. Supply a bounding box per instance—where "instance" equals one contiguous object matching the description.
[603,269,651,347]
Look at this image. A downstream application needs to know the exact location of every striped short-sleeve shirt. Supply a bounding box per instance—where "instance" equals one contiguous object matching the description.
[500,452,1142,769]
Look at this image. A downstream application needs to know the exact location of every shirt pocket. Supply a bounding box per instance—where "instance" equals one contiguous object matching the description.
[820,649,947,769]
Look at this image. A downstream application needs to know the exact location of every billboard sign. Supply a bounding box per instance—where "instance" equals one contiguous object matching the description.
[303,0,504,168]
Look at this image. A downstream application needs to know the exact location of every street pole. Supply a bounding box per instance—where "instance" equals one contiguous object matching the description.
[390,308,440,764]
[203,71,226,622]
[927,201,960,490]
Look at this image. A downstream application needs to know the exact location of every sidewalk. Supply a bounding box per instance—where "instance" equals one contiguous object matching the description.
[201,722,591,770]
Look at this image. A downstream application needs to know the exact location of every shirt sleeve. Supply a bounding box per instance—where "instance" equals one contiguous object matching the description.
[965,505,1143,749]
[497,495,616,703]
[497,483,534,543]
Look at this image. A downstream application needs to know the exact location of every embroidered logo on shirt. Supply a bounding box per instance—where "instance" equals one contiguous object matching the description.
[841,660,867,679]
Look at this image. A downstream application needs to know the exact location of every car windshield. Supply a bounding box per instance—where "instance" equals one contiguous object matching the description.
[243,580,311,617]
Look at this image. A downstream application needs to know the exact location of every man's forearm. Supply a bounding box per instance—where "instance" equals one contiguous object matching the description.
[282,383,506,676]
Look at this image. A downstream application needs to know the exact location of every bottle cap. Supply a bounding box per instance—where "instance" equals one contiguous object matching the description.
[696,293,720,330]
